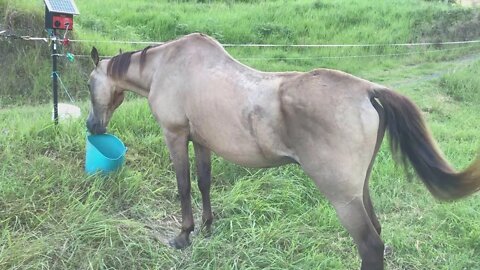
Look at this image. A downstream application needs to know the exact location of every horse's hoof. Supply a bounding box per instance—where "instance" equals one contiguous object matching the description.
[168,235,190,249]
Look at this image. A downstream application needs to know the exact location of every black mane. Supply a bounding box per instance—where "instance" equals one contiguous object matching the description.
[107,45,158,78]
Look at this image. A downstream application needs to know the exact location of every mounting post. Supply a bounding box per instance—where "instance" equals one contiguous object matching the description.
[44,0,79,124]
[51,30,59,125]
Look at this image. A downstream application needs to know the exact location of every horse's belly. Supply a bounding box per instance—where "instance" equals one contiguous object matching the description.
[215,148,293,168]
[186,89,295,167]
[190,129,293,168]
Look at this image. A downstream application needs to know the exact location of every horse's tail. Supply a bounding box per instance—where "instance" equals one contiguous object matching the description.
[370,88,480,201]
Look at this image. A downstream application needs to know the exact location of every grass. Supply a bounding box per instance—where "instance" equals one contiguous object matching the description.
[1,0,480,269]
[1,57,480,270]
[71,0,480,74]
[439,60,480,102]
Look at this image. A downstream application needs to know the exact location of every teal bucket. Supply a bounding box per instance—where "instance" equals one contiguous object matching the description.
[85,134,127,174]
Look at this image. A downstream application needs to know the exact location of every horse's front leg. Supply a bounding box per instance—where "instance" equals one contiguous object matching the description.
[164,129,194,249]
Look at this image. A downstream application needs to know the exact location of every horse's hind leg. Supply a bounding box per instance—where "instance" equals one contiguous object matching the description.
[193,142,213,234]
[304,163,385,270]
[363,182,381,235]
[362,139,384,235]
[363,97,387,235]
[298,134,383,269]
[333,196,384,270]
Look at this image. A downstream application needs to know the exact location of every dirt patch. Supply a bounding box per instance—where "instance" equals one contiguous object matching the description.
[144,215,180,246]
[143,212,209,246]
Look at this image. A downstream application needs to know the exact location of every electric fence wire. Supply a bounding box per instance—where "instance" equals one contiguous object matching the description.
[51,71,75,103]
[66,43,480,61]
[2,30,480,48]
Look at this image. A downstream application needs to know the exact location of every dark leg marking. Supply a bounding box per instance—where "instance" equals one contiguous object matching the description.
[165,131,194,249]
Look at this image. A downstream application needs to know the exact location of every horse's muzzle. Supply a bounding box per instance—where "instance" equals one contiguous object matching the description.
[86,114,107,135]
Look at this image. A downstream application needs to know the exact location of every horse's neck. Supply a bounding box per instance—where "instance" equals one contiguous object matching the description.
[115,54,156,97]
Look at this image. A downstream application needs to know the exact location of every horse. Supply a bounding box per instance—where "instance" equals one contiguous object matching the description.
[86,33,480,270]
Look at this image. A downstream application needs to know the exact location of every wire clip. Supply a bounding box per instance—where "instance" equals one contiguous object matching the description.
[66,52,75,62]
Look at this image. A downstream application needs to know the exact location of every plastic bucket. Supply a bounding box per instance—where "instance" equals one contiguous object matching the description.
[85,134,127,174]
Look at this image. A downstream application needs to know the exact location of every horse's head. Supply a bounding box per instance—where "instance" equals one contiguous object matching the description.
[86,47,125,134]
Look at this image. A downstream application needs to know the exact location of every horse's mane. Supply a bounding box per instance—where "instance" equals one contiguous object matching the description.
[106,34,223,79]
[107,44,159,79]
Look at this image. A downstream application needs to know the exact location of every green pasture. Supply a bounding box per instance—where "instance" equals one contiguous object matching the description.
[1,0,480,269]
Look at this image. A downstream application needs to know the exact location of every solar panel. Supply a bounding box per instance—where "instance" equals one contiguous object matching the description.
[44,0,79,15]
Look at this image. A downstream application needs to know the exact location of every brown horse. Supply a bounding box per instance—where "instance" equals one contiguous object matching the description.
[86,33,480,270]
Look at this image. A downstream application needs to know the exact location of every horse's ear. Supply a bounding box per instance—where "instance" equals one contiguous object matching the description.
[119,48,123,54]
[91,47,99,66]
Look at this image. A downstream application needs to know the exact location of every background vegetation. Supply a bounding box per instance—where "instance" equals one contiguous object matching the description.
[2,0,480,105]
[1,0,479,269]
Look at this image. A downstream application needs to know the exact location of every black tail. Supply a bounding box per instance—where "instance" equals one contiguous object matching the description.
[371,88,480,200]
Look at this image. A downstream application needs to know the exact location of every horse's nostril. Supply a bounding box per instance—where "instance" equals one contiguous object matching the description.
[86,118,106,134]
[96,125,107,134]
